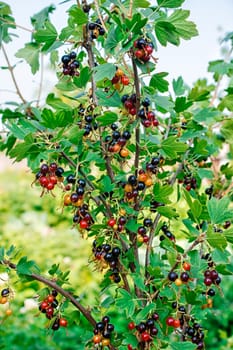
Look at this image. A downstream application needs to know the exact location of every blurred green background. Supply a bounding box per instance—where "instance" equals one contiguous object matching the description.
[0,156,232,349]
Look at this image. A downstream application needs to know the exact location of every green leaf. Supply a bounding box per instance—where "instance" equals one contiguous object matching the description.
[15,43,40,74]
[115,289,137,317]
[157,0,185,8]
[156,206,179,219]
[46,93,72,111]
[0,247,4,261]
[169,9,198,40]
[193,107,221,125]
[133,0,150,8]
[197,168,213,180]
[125,219,140,232]
[68,5,88,25]
[99,176,115,193]
[96,111,118,126]
[33,20,57,51]
[31,5,55,29]
[221,119,233,144]
[182,189,202,222]
[172,76,186,96]
[135,303,157,323]
[207,197,233,224]
[219,94,233,112]
[174,96,192,112]
[73,66,91,88]
[208,60,233,76]
[171,342,196,350]
[0,2,12,16]
[93,63,116,82]
[153,95,174,112]
[161,136,188,158]
[153,182,173,204]
[105,25,124,54]
[207,226,227,251]
[96,89,121,107]
[16,256,39,276]
[155,21,179,46]
[150,72,169,92]
[223,228,233,244]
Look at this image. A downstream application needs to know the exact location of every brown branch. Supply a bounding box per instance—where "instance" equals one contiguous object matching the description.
[93,0,108,33]
[2,259,96,326]
[1,44,27,104]
[36,53,44,107]
[0,17,34,33]
[131,55,141,177]
[128,0,134,18]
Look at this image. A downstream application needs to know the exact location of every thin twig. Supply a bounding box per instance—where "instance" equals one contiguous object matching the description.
[1,44,27,104]
[0,17,34,33]
[93,0,108,33]
[36,54,44,107]
[128,0,133,18]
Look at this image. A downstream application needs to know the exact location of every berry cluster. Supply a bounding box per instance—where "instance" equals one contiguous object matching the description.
[159,224,175,242]
[128,313,159,347]
[183,321,205,349]
[92,241,121,283]
[39,290,68,330]
[88,19,105,39]
[107,216,127,233]
[34,162,64,195]
[202,254,221,290]
[93,315,114,347]
[105,123,131,156]
[133,37,154,63]
[122,93,137,115]
[111,67,130,90]
[137,97,159,128]
[61,51,80,77]
[77,106,98,137]
[183,174,197,191]
[0,288,13,316]
[137,218,153,244]
[168,269,190,285]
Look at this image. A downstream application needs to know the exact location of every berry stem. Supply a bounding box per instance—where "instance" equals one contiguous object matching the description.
[93,0,108,33]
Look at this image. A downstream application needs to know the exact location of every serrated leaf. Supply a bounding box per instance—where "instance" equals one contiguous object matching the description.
[94,63,116,82]
[156,206,178,219]
[207,196,233,224]
[193,107,221,125]
[169,9,198,40]
[153,95,174,112]
[115,289,137,317]
[208,60,233,76]
[46,93,72,111]
[125,219,140,232]
[207,226,227,250]
[155,21,179,46]
[197,168,213,180]
[221,119,233,143]
[219,94,233,112]
[150,72,169,92]
[161,136,188,158]
[0,247,4,260]
[73,66,91,88]
[99,175,115,193]
[172,76,186,96]
[16,256,39,276]
[15,43,40,74]
[33,20,57,51]
[31,5,55,29]
[174,96,192,112]
[135,303,157,323]
[105,25,124,54]
[96,111,118,126]
[96,89,121,107]
[153,182,173,204]
[182,189,202,222]
[157,0,185,8]
[68,5,88,25]
[223,228,233,244]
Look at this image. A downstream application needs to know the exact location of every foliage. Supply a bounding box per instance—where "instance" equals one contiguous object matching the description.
[0,0,233,349]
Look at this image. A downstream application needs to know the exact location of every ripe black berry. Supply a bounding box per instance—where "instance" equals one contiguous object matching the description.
[207,288,215,297]
[55,167,64,177]
[180,272,189,282]
[168,271,178,282]
[143,218,153,227]
[102,315,110,324]
[128,175,137,186]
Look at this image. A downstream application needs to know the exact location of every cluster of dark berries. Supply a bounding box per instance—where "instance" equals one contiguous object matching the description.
[171,302,188,327]
[105,123,131,157]
[61,51,80,77]
[88,19,105,39]
[77,106,98,137]
[92,241,121,283]
[39,290,68,330]
[168,269,190,286]
[137,218,153,244]
[93,315,114,346]
[183,174,197,191]
[128,313,159,346]
[111,67,130,90]
[137,97,159,128]
[133,37,154,63]
[123,174,148,203]
[121,93,137,115]
[160,224,175,242]
[0,288,11,304]
[34,162,64,195]
[73,203,94,230]
[107,216,127,232]
[183,321,205,349]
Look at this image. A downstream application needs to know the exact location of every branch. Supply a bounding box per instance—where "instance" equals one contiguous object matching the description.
[2,259,96,326]
[36,54,44,107]
[128,0,134,18]
[0,17,34,33]
[131,55,141,176]
[1,44,27,104]
[93,0,108,33]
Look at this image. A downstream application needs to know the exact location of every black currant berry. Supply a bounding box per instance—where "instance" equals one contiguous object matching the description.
[128,175,137,186]
[168,271,178,282]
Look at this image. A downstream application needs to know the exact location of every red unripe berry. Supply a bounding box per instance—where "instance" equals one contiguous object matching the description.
[127,345,133,350]
[46,182,55,190]
[141,331,151,342]
[147,111,155,120]
[129,107,137,115]
[40,301,49,310]
[143,235,149,243]
[59,318,68,327]
[152,119,159,126]
[47,295,54,303]
[107,218,117,227]
[183,262,191,271]
[166,317,175,327]
[128,322,135,330]
[39,176,49,187]
[134,49,144,59]
[145,45,153,55]
[79,219,88,229]
[121,75,130,85]
[173,319,180,328]
[49,175,57,185]
[124,100,134,110]
[204,277,212,286]
[111,75,120,84]
[142,119,152,128]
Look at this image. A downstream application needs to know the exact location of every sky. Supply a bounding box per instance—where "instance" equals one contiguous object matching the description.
[0,0,233,105]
